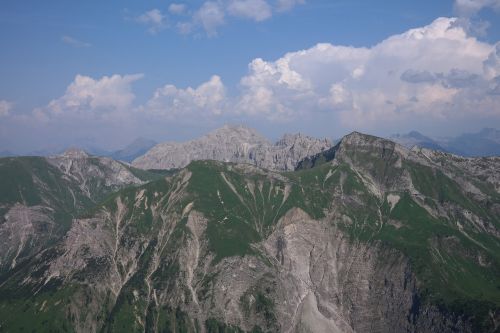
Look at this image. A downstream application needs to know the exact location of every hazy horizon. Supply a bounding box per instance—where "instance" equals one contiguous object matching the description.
[2,124,499,157]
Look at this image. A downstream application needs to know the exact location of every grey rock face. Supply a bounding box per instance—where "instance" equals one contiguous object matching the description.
[0,204,56,270]
[47,149,144,194]
[0,152,147,275]
[260,209,472,333]
[410,146,500,193]
[132,125,332,171]
[22,196,476,332]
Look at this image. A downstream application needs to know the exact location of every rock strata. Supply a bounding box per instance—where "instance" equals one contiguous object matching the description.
[132,125,332,171]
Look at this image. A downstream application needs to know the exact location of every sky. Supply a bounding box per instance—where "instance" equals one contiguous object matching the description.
[0,0,500,153]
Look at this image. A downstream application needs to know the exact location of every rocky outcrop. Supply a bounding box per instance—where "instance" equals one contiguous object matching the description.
[47,148,144,197]
[0,152,154,276]
[131,125,332,171]
[0,204,56,271]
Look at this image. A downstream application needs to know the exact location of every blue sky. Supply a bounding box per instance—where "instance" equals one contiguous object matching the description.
[1,0,500,153]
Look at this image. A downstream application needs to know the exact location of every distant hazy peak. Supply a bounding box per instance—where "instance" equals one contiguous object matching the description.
[474,128,500,142]
[390,130,431,138]
[60,148,90,158]
[127,137,157,147]
[205,124,270,143]
[479,127,499,134]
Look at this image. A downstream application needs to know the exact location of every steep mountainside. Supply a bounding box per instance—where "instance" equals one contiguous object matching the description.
[131,125,332,171]
[0,149,162,277]
[0,133,499,332]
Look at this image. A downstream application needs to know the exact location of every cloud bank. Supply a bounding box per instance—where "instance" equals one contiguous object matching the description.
[232,17,499,129]
[137,17,499,131]
[2,16,500,151]
[28,18,500,126]
[33,74,143,122]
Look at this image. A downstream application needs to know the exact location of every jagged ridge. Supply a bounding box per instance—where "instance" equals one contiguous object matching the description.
[131,125,332,171]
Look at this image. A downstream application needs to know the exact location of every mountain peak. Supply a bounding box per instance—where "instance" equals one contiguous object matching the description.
[205,124,269,145]
[477,127,500,141]
[389,130,445,151]
[296,131,406,171]
[132,125,330,170]
[217,124,254,133]
[341,131,388,145]
[220,123,248,130]
[214,124,265,137]
[61,148,89,158]
[407,130,427,139]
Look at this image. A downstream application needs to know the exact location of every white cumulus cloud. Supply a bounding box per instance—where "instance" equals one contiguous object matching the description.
[136,9,167,34]
[144,75,227,117]
[169,3,187,15]
[235,17,500,129]
[276,0,305,12]
[194,2,226,36]
[454,0,500,17]
[453,0,500,35]
[228,0,272,21]
[142,0,302,36]
[0,100,12,117]
[34,74,143,121]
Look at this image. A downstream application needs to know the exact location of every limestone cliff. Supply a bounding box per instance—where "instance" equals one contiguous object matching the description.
[131,125,332,171]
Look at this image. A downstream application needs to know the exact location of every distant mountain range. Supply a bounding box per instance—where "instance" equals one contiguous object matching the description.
[108,137,157,162]
[0,137,157,162]
[390,128,500,157]
[1,128,499,161]
[0,150,17,157]
[389,131,445,151]
[132,125,332,171]
[134,127,500,171]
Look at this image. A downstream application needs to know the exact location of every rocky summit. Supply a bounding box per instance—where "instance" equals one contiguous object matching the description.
[131,125,332,171]
[0,131,499,333]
